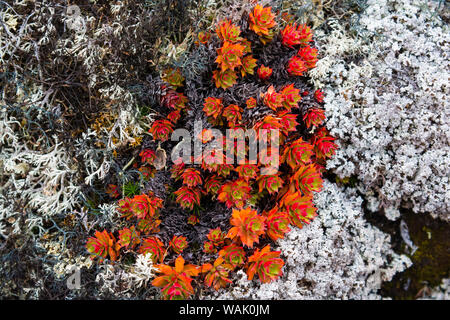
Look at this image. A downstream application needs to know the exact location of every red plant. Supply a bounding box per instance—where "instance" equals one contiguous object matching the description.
[312,127,338,159]
[203,241,217,254]
[278,111,299,135]
[222,104,242,126]
[216,19,242,43]
[129,193,164,220]
[257,174,283,194]
[264,207,291,241]
[174,186,202,210]
[213,69,238,89]
[197,31,211,44]
[204,175,223,194]
[162,68,184,89]
[181,168,203,187]
[217,179,252,209]
[216,41,245,72]
[218,244,246,267]
[257,64,272,80]
[201,257,233,290]
[249,4,276,38]
[149,120,174,142]
[138,236,166,263]
[169,235,188,254]
[287,56,308,76]
[118,226,141,249]
[207,227,226,246]
[152,256,200,300]
[303,108,325,128]
[297,45,318,69]
[314,89,324,103]
[235,164,259,181]
[203,97,223,119]
[167,109,181,124]
[263,85,282,111]
[281,23,313,47]
[227,207,266,248]
[241,55,257,77]
[282,138,314,169]
[139,149,156,165]
[86,230,119,261]
[281,191,317,228]
[247,245,284,283]
[279,84,301,111]
[187,214,199,225]
[290,164,323,195]
[246,97,257,109]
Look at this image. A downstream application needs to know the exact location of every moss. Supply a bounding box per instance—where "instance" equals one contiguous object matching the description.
[380,210,450,299]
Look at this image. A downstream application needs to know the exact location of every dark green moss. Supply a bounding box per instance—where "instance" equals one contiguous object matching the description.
[379,210,449,299]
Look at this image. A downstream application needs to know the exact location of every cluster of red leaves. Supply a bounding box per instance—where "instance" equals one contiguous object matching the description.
[87,3,338,300]
[166,4,337,291]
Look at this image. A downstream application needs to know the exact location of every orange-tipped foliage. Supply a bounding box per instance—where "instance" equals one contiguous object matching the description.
[152,256,200,300]
[169,235,188,254]
[263,85,282,111]
[174,186,202,210]
[297,45,318,69]
[282,138,314,169]
[139,149,156,165]
[257,64,272,80]
[86,230,119,261]
[246,97,257,109]
[303,108,325,128]
[278,112,299,135]
[204,175,223,194]
[207,227,226,246]
[257,174,283,194]
[187,214,199,225]
[149,120,174,142]
[290,164,323,195]
[203,97,223,119]
[201,257,233,290]
[137,217,161,234]
[167,109,181,124]
[314,89,324,103]
[138,236,166,263]
[264,207,291,241]
[216,19,242,43]
[128,193,164,220]
[247,245,284,283]
[218,244,246,267]
[203,241,217,254]
[216,41,245,72]
[241,55,257,77]
[287,56,308,76]
[181,168,203,187]
[162,68,184,89]
[213,69,238,89]
[279,84,301,111]
[217,179,252,209]
[281,191,317,228]
[197,31,211,44]
[312,127,338,159]
[171,159,186,181]
[227,208,266,248]
[236,164,259,181]
[161,89,188,110]
[281,23,313,47]
[118,226,141,249]
[249,4,276,37]
[222,104,242,126]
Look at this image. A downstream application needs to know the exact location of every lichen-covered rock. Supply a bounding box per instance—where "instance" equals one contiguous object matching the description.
[214,181,411,299]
